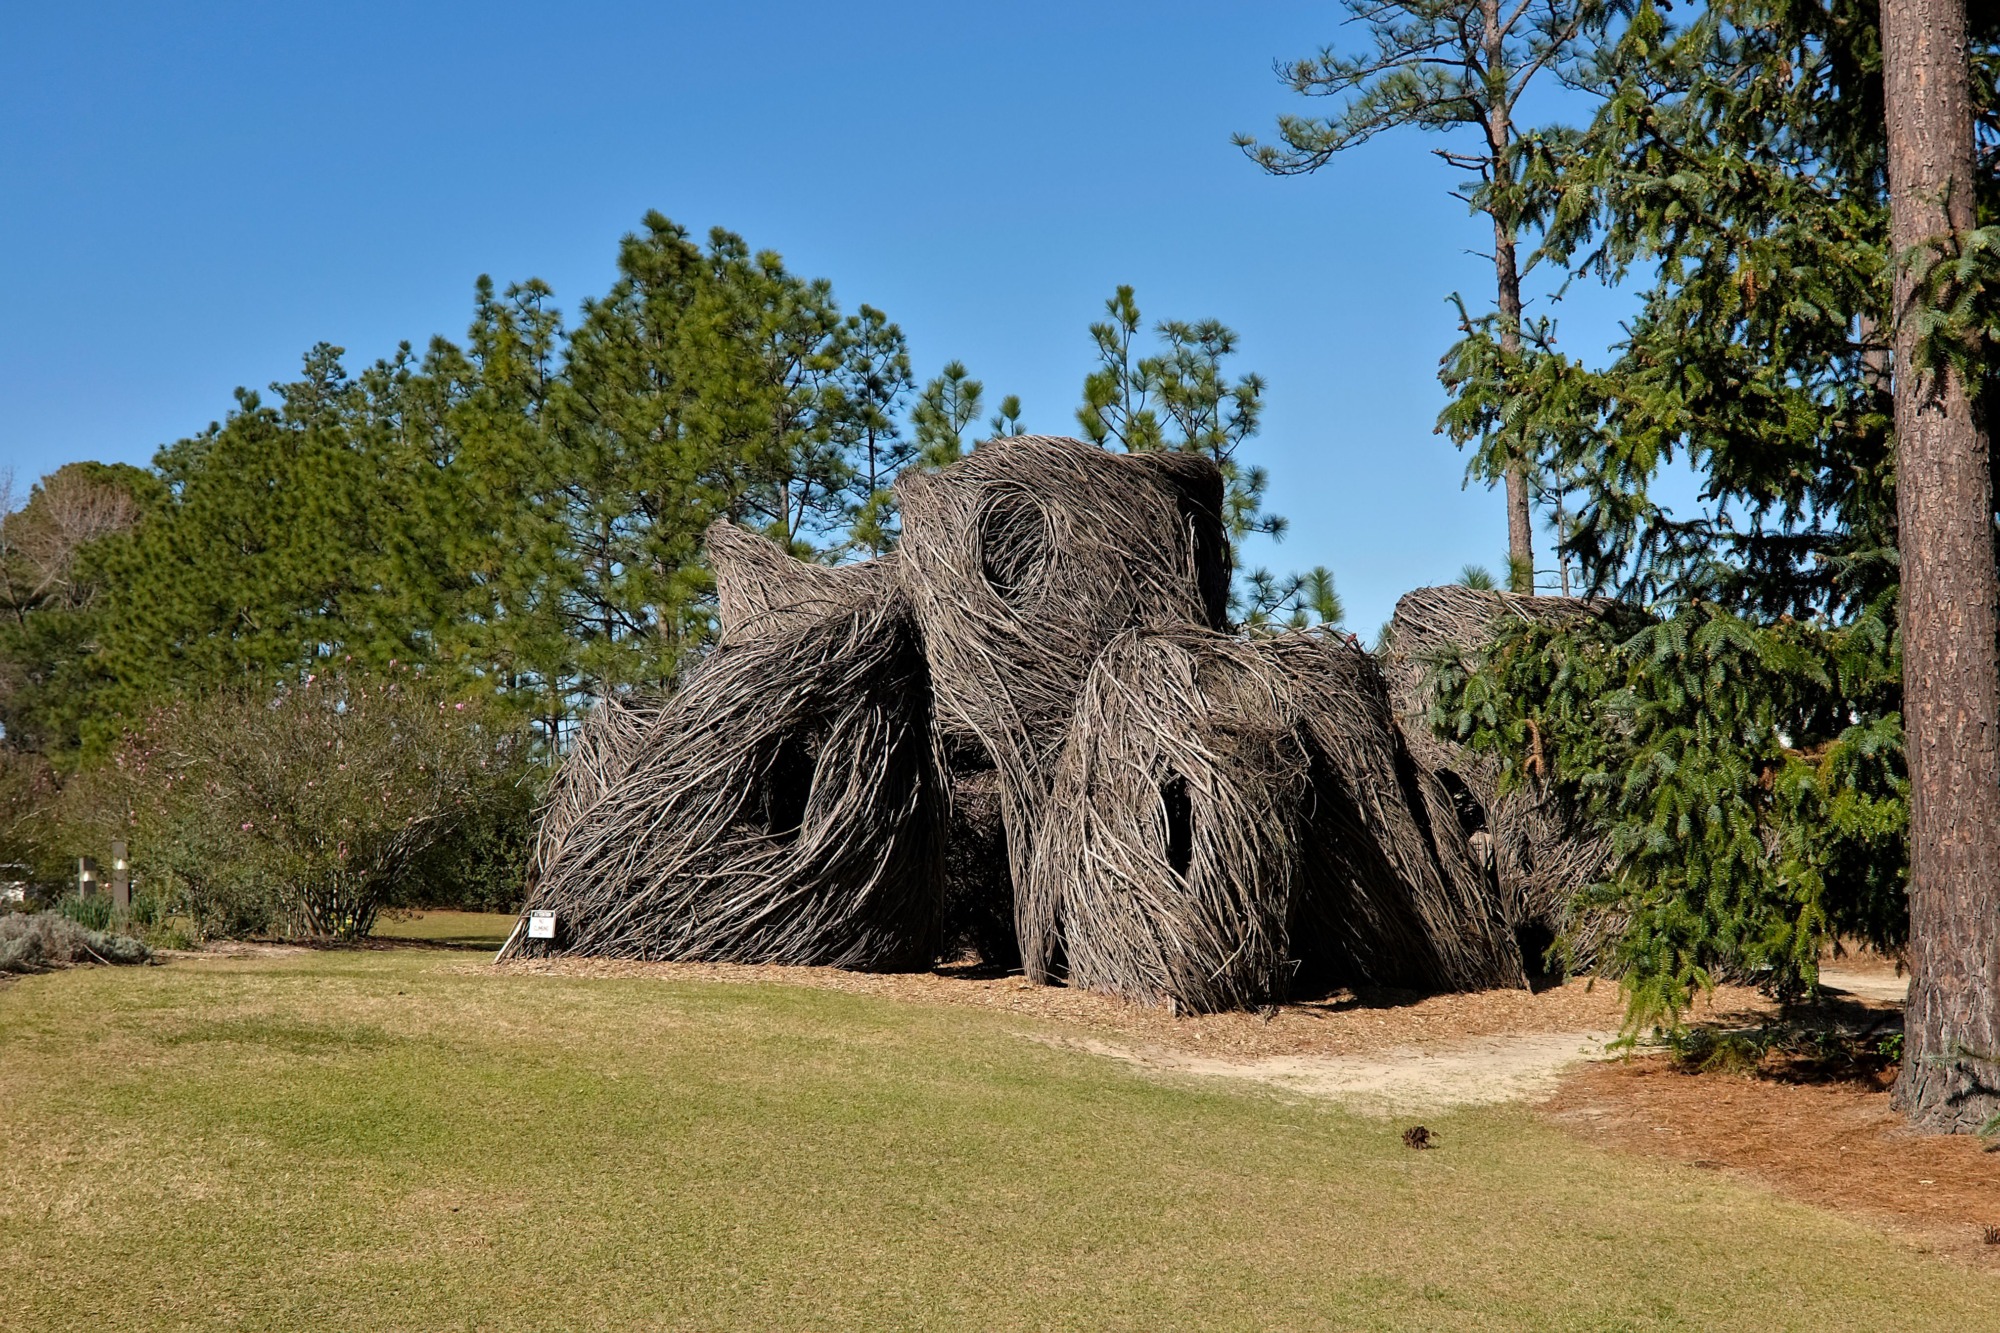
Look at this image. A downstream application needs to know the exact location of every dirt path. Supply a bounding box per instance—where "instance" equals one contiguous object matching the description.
[1819,963,1909,1004]
[1036,1029,1620,1114]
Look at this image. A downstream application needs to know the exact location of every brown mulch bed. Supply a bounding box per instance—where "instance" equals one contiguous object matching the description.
[1539,948,2000,1264]
[488,954,1772,1062]
[1545,1049,2000,1266]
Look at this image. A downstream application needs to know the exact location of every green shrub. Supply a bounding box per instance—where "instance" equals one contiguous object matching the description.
[397,758,544,913]
[90,667,534,941]
[1431,597,1906,1029]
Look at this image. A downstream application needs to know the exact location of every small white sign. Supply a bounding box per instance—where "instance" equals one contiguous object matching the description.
[527,910,557,940]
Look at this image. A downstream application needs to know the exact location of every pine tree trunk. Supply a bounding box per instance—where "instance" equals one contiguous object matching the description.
[1882,0,2000,1134]
[1484,0,1534,588]
[1497,223,1534,586]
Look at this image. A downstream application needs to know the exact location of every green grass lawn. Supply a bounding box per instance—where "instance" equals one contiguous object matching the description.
[2,949,1992,1332]
[370,910,519,949]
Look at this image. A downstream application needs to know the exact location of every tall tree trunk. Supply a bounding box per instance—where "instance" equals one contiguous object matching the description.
[1882,0,2000,1134]
[1484,0,1534,589]
[1495,223,1534,588]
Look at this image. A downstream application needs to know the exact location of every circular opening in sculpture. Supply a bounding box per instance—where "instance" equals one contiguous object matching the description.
[977,489,1053,607]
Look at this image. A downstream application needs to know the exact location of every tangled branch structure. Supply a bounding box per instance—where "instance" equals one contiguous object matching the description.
[1378,584,1616,968]
[515,435,1594,1010]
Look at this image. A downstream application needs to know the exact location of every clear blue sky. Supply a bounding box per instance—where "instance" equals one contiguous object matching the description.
[1,0,1657,636]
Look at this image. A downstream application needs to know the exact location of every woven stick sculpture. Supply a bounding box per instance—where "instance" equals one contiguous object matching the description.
[1378,585,1615,965]
[529,693,659,890]
[519,546,946,968]
[1259,630,1525,991]
[895,436,1229,959]
[1029,629,1314,1011]
[1030,628,1525,1012]
[515,438,1604,1009]
[708,520,903,648]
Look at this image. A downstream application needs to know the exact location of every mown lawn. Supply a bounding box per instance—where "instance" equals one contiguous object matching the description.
[371,910,519,949]
[2,949,1992,1332]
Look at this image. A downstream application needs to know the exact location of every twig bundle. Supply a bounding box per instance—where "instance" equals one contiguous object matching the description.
[520,579,946,969]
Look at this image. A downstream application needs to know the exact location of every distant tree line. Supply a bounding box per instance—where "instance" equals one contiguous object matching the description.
[0,211,1336,776]
[0,212,1338,928]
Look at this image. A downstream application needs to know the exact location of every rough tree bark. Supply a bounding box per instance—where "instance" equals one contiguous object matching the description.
[1494,221,1535,588]
[1881,0,2000,1134]
[1484,0,1536,588]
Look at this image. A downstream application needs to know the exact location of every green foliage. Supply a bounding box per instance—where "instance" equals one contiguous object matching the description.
[1443,0,1987,616]
[1433,596,1906,1027]
[836,305,917,554]
[0,748,61,884]
[399,763,543,914]
[1421,1,1998,1033]
[79,667,534,941]
[0,463,160,759]
[912,360,989,470]
[55,891,114,933]
[1905,221,2000,391]
[1234,1,1612,178]
[1077,286,1276,540]
[1660,1018,1900,1079]
[1459,564,1497,590]
[3,213,942,760]
[988,394,1024,437]
[1238,566,1346,633]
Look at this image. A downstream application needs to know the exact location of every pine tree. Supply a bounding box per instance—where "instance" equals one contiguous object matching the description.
[834,304,916,554]
[86,346,417,753]
[1076,286,1279,541]
[1073,286,1337,629]
[988,394,1024,437]
[912,361,985,468]
[0,463,158,758]
[1238,0,1618,589]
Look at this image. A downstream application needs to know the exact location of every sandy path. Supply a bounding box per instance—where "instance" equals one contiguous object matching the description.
[1818,965,1909,1004]
[1036,1030,1621,1115]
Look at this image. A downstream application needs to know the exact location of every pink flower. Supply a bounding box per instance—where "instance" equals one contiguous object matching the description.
[454,702,465,711]
[240,821,253,831]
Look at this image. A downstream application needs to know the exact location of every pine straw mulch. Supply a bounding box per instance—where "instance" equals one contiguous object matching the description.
[1542,955,2000,1268]
[484,954,1763,1062]
[1545,1056,2000,1266]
